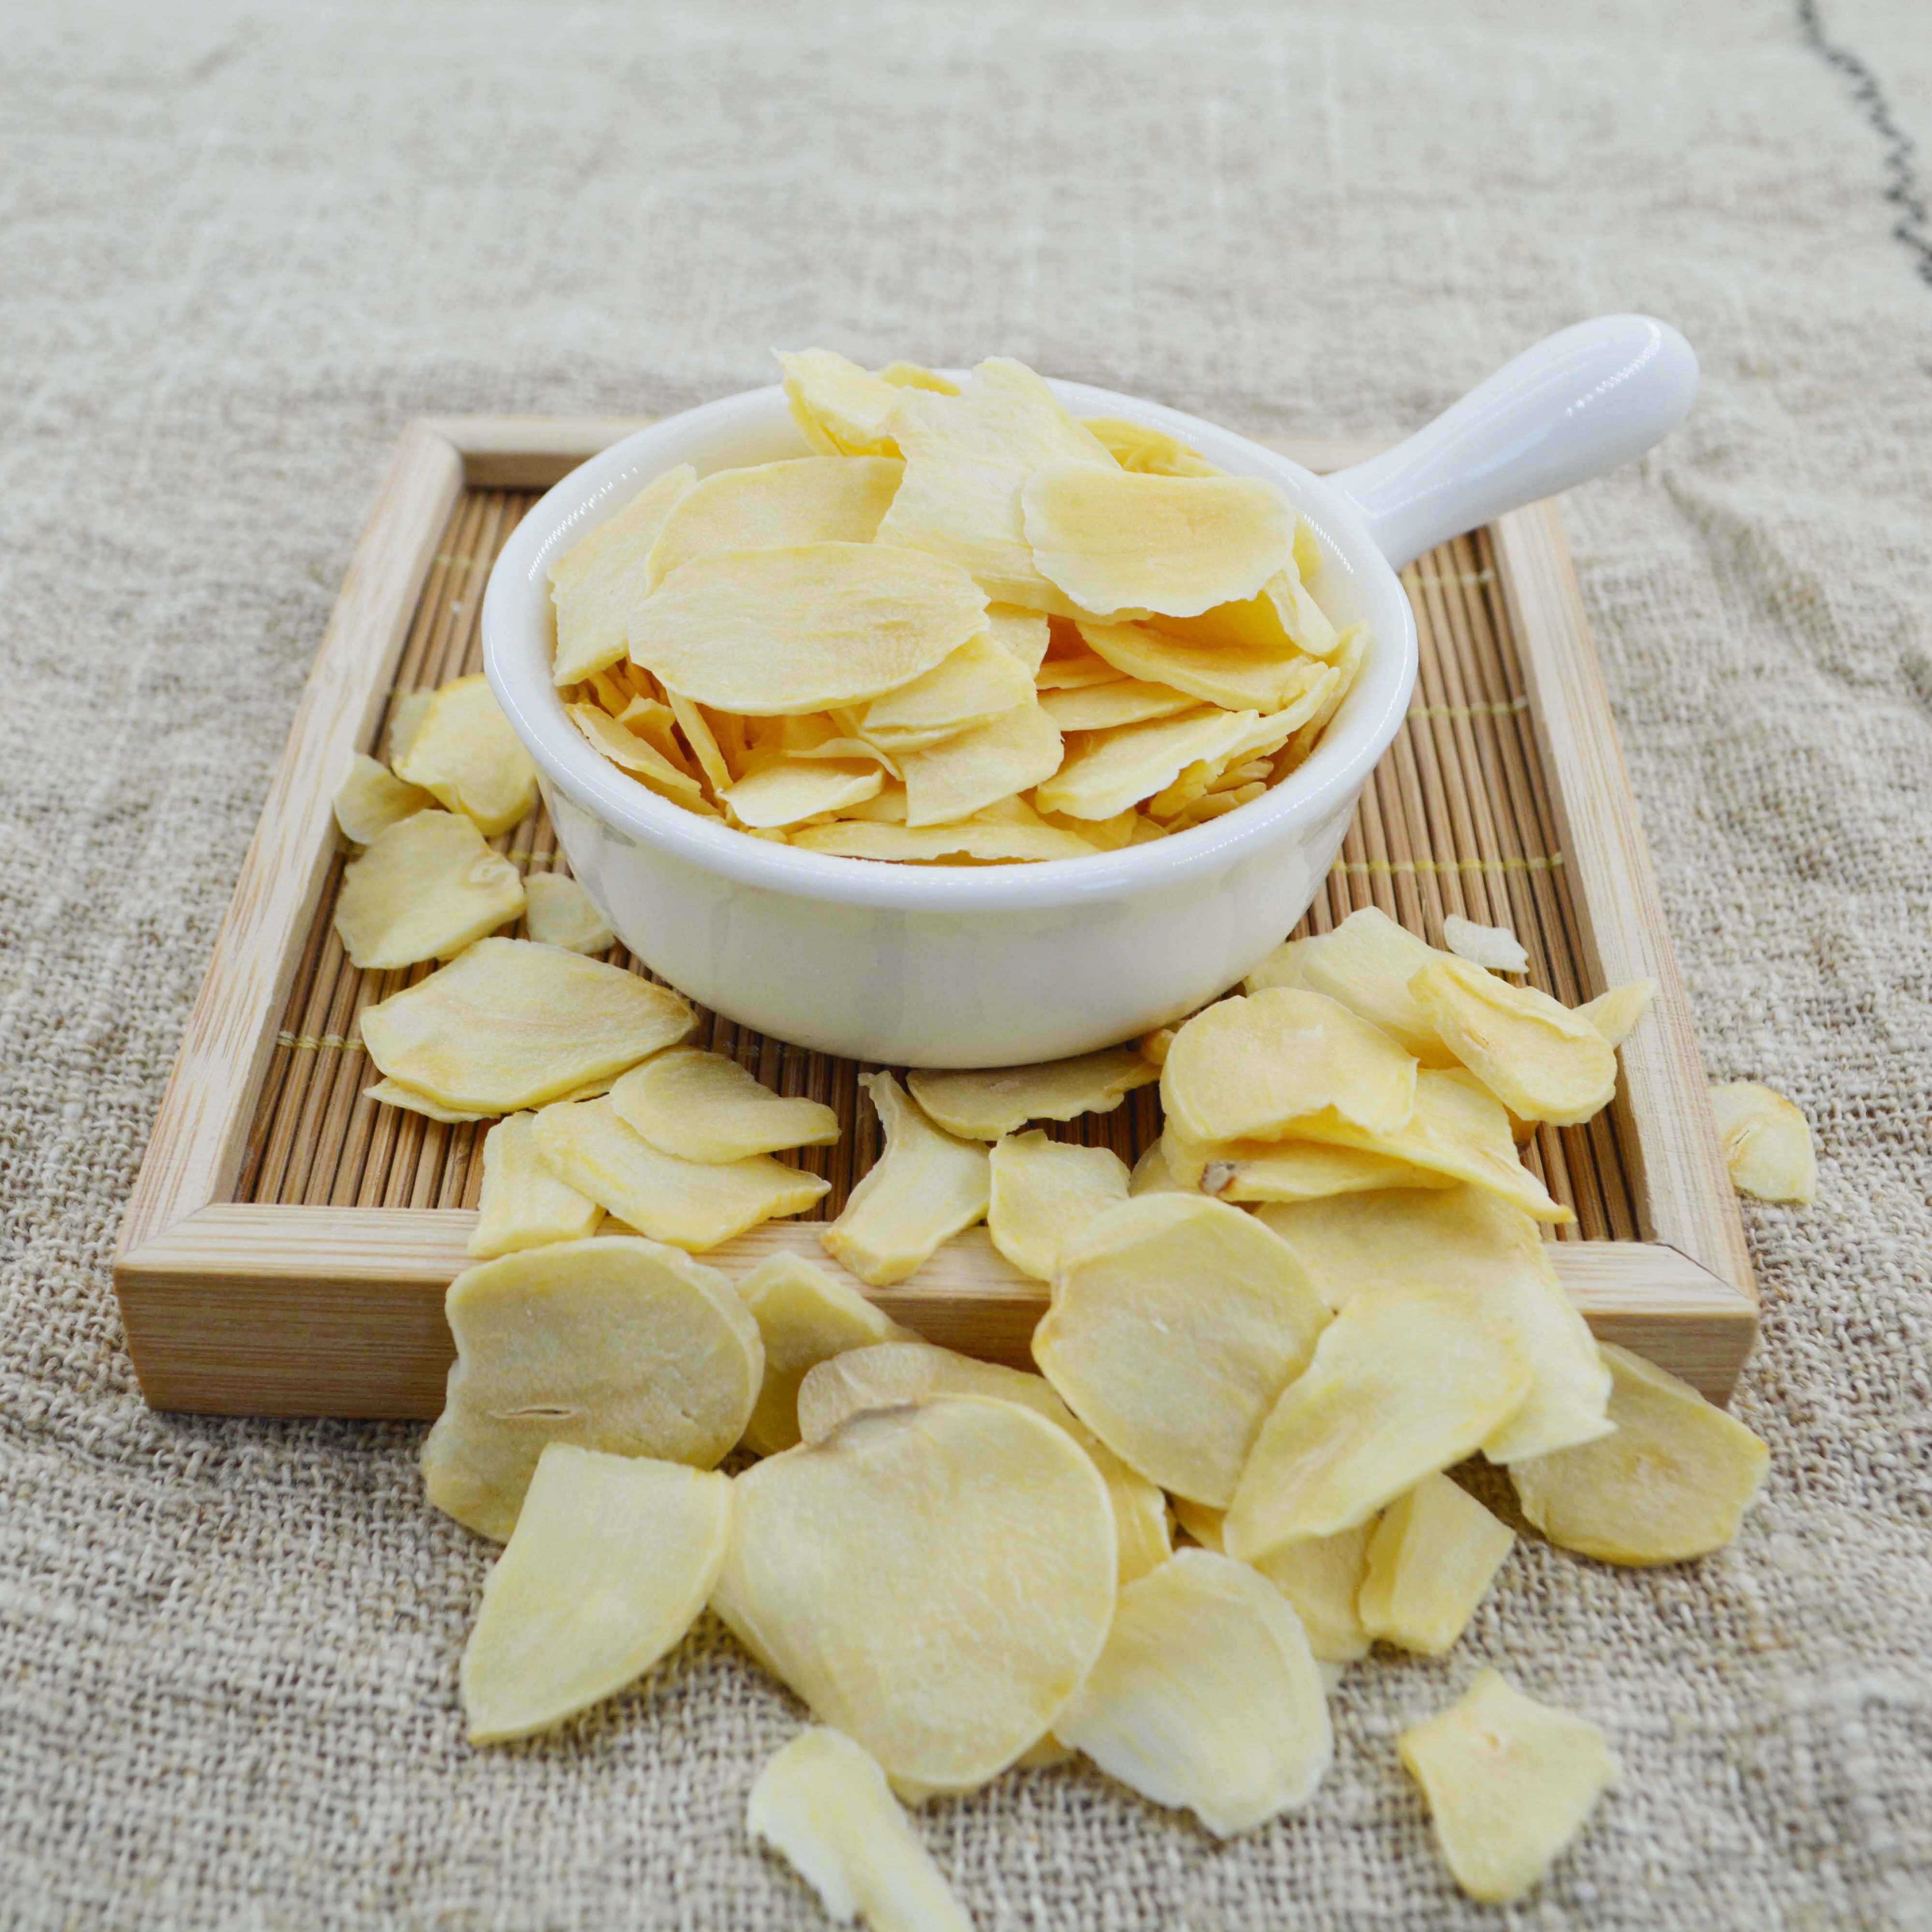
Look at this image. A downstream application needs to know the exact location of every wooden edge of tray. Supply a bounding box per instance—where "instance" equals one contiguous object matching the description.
[113,413,1758,1415]
[117,1209,1757,1418]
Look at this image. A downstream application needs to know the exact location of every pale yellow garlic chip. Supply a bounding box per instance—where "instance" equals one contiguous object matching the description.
[421,1235,763,1540]
[1038,677,1197,732]
[643,454,903,590]
[333,751,435,845]
[1509,1343,1770,1564]
[736,1254,912,1457]
[1196,1136,1456,1204]
[461,1445,732,1743]
[1399,1670,1619,1904]
[897,697,1063,826]
[1160,987,1418,1145]
[983,602,1051,674]
[535,1097,828,1253]
[549,464,697,686]
[1576,976,1656,1048]
[1357,1473,1515,1656]
[988,1133,1131,1281]
[1136,1026,1176,1068]
[1292,516,1323,581]
[1281,1066,1573,1224]
[521,871,614,955]
[364,1077,492,1123]
[1128,1139,1188,1195]
[1035,706,1256,821]
[385,687,434,767]
[1442,913,1531,975]
[821,1073,990,1285]
[1708,1079,1816,1204]
[793,820,1098,863]
[907,1047,1158,1140]
[612,694,689,767]
[747,1727,972,1932]
[361,938,693,1113]
[712,1394,1117,1797]
[391,674,539,836]
[1033,1195,1329,1507]
[468,1112,603,1258]
[1022,461,1293,620]
[1077,618,1324,713]
[834,783,909,825]
[1032,651,1122,691]
[877,360,960,396]
[723,757,884,829]
[569,702,707,803]
[1275,621,1365,766]
[1255,1184,1609,1460]
[664,690,734,794]
[1224,1281,1532,1560]
[1170,1499,1372,1664]
[875,358,1115,613]
[1040,803,1137,849]
[1410,956,1619,1126]
[333,810,525,971]
[1244,906,1457,1062]
[1079,415,1221,477]
[794,1338,1171,1588]
[629,543,987,717]
[1054,1549,1331,1837]
[776,348,910,457]
[860,632,1036,751]
[610,1047,840,1165]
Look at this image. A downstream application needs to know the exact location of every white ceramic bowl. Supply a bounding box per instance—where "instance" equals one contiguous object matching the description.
[484,317,1696,1066]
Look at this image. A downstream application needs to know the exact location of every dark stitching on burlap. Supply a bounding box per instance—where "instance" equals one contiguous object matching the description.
[1796,0,1932,287]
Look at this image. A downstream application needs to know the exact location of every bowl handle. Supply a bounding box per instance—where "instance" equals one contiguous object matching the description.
[1326,315,1697,570]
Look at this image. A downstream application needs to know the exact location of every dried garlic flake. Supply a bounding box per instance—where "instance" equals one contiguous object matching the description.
[1034,1195,1329,1508]
[535,1097,828,1252]
[987,1132,1131,1281]
[1508,1343,1770,1564]
[712,1394,1116,1798]
[611,1047,840,1165]
[1708,1079,1816,1204]
[421,1235,762,1540]
[522,872,614,955]
[392,674,539,837]
[1399,1670,1618,1904]
[333,751,434,845]
[748,1727,972,1932]
[1441,914,1531,975]
[468,1111,602,1258]
[333,810,524,971]
[736,1253,912,1458]
[1054,1549,1331,1837]
[1357,1473,1515,1656]
[1021,462,1293,620]
[820,1074,991,1286]
[461,1444,731,1743]
[908,1047,1157,1140]
[360,938,692,1114]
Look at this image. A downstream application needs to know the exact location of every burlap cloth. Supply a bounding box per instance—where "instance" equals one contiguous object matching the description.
[3,0,1929,1923]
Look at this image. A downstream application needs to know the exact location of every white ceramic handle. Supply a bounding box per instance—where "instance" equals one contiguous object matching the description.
[1327,315,1697,570]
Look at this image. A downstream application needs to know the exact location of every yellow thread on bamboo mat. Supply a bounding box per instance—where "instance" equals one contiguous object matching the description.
[1332,854,1564,877]
[1408,697,1531,721]
[276,1032,356,1053]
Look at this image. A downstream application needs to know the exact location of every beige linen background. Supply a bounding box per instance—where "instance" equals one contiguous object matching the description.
[3,0,1930,1925]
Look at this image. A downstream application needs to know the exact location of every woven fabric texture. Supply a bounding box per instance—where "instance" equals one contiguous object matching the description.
[3,1,1929,1924]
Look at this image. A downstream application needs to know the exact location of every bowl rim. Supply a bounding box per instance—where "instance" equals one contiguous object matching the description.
[482,374,1418,913]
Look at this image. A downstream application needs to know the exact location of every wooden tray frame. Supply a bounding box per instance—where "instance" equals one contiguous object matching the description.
[112,418,1757,1416]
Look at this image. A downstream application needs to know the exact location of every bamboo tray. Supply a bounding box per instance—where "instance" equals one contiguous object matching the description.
[112,416,1756,1418]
